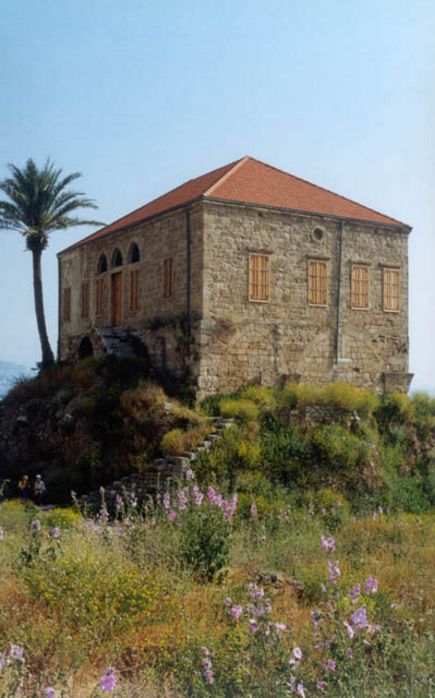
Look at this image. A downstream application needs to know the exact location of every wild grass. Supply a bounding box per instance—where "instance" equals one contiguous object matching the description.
[0,491,433,697]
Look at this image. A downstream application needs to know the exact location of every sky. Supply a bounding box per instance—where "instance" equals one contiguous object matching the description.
[0,0,434,390]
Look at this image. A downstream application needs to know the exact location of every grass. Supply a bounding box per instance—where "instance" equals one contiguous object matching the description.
[0,494,433,697]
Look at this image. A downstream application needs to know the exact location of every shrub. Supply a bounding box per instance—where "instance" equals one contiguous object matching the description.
[237,440,261,468]
[40,507,80,530]
[179,504,231,581]
[279,382,379,417]
[219,398,259,422]
[310,488,350,529]
[0,500,38,532]
[239,385,277,409]
[312,424,369,470]
[161,425,209,455]
[375,391,415,434]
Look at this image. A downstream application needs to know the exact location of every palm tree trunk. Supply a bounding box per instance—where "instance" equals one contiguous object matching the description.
[32,248,55,367]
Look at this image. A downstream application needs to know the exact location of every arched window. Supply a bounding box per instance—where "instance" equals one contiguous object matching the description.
[97,254,107,274]
[128,243,140,264]
[111,248,123,268]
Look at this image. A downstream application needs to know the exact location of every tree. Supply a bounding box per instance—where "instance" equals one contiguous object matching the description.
[0,159,101,368]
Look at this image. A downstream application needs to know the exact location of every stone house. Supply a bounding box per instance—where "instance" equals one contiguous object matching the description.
[58,156,413,397]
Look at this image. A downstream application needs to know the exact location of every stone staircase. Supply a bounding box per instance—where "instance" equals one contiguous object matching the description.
[78,417,235,512]
[99,327,144,358]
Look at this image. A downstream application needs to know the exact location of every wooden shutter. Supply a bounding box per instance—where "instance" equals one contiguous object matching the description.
[383,268,400,312]
[129,269,139,312]
[351,265,369,309]
[249,254,270,301]
[81,282,89,318]
[95,278,105,316]
[308,260,327,306]
[163,258,174,298]
[63,287,71,322]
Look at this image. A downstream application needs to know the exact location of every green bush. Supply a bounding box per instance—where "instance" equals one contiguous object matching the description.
[310,488,350,529]
[279,381,379,417]
[219,398,259,422]
[179,504,231,581]
[312,424,369,470]
[41,507,80,530]
[375,391,415,434]
[160,425,208,455]
[239,385,276,409]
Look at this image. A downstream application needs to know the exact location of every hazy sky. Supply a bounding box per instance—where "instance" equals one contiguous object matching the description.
[1,0,434,390]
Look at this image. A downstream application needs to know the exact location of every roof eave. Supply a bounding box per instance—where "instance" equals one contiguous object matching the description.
[202,196,412,232]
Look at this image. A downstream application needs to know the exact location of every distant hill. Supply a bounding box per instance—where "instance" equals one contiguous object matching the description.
[0,361,32,397]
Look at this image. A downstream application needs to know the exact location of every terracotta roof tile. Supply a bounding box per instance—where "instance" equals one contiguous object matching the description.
[67,156,408,250]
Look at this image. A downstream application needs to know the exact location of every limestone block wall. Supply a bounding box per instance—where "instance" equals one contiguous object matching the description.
[197,201,410,396]
[58,202,204,380]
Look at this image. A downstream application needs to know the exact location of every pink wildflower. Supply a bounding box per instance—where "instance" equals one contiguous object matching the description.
[317,681,327,692]
[224,597,233,607]
[192,484,204,506]
[30,519,41,532]
[99,667,117,692]
[348,583,361,603]
[364,576,378,594]
[163,492,170,510]
[327,559,341,584]
[167,510,177,523]
[293,647,302,661]
[351,606,370,630]
[44,689,55,698]
[177,487,189,511]
[249,619,260,633]
[275,622,287,632]
[230,605,244,620]
[49,527,61,540]
[185,468,195,481]
[323,658,336,673]
[321,535,335,553]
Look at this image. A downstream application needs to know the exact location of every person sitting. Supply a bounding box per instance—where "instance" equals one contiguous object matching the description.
[33,475,47,506]
[18,474,32,501]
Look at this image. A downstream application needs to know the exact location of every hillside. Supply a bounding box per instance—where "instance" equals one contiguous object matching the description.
[0,363,434,696]
[1,358,434,514]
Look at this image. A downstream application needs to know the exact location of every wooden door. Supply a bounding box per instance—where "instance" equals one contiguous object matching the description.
[111,272,122,326]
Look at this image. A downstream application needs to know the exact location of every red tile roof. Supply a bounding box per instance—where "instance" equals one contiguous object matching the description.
[68,156,408,250]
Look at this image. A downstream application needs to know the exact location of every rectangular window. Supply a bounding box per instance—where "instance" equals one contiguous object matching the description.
[129,269,139,312]
[95,278,105,316]
[163,258,174,298]
[308,260,328,306]
[63,287,71,322]
[81,282,89,319]
[351,265,369,309]
[383,268,400,312]
[249,254,270,302]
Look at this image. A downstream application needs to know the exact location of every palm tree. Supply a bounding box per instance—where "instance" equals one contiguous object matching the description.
[0,159,101,368]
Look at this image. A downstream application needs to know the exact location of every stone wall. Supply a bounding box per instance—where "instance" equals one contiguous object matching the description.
[197,200,411,397]
[59,197,411,398]
[58,202,204,381]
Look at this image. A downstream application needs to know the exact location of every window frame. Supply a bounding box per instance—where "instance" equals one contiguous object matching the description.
[350,264,370,310]
[248,252,270,303]
[307,259,328,307]
[383,267,401,313]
